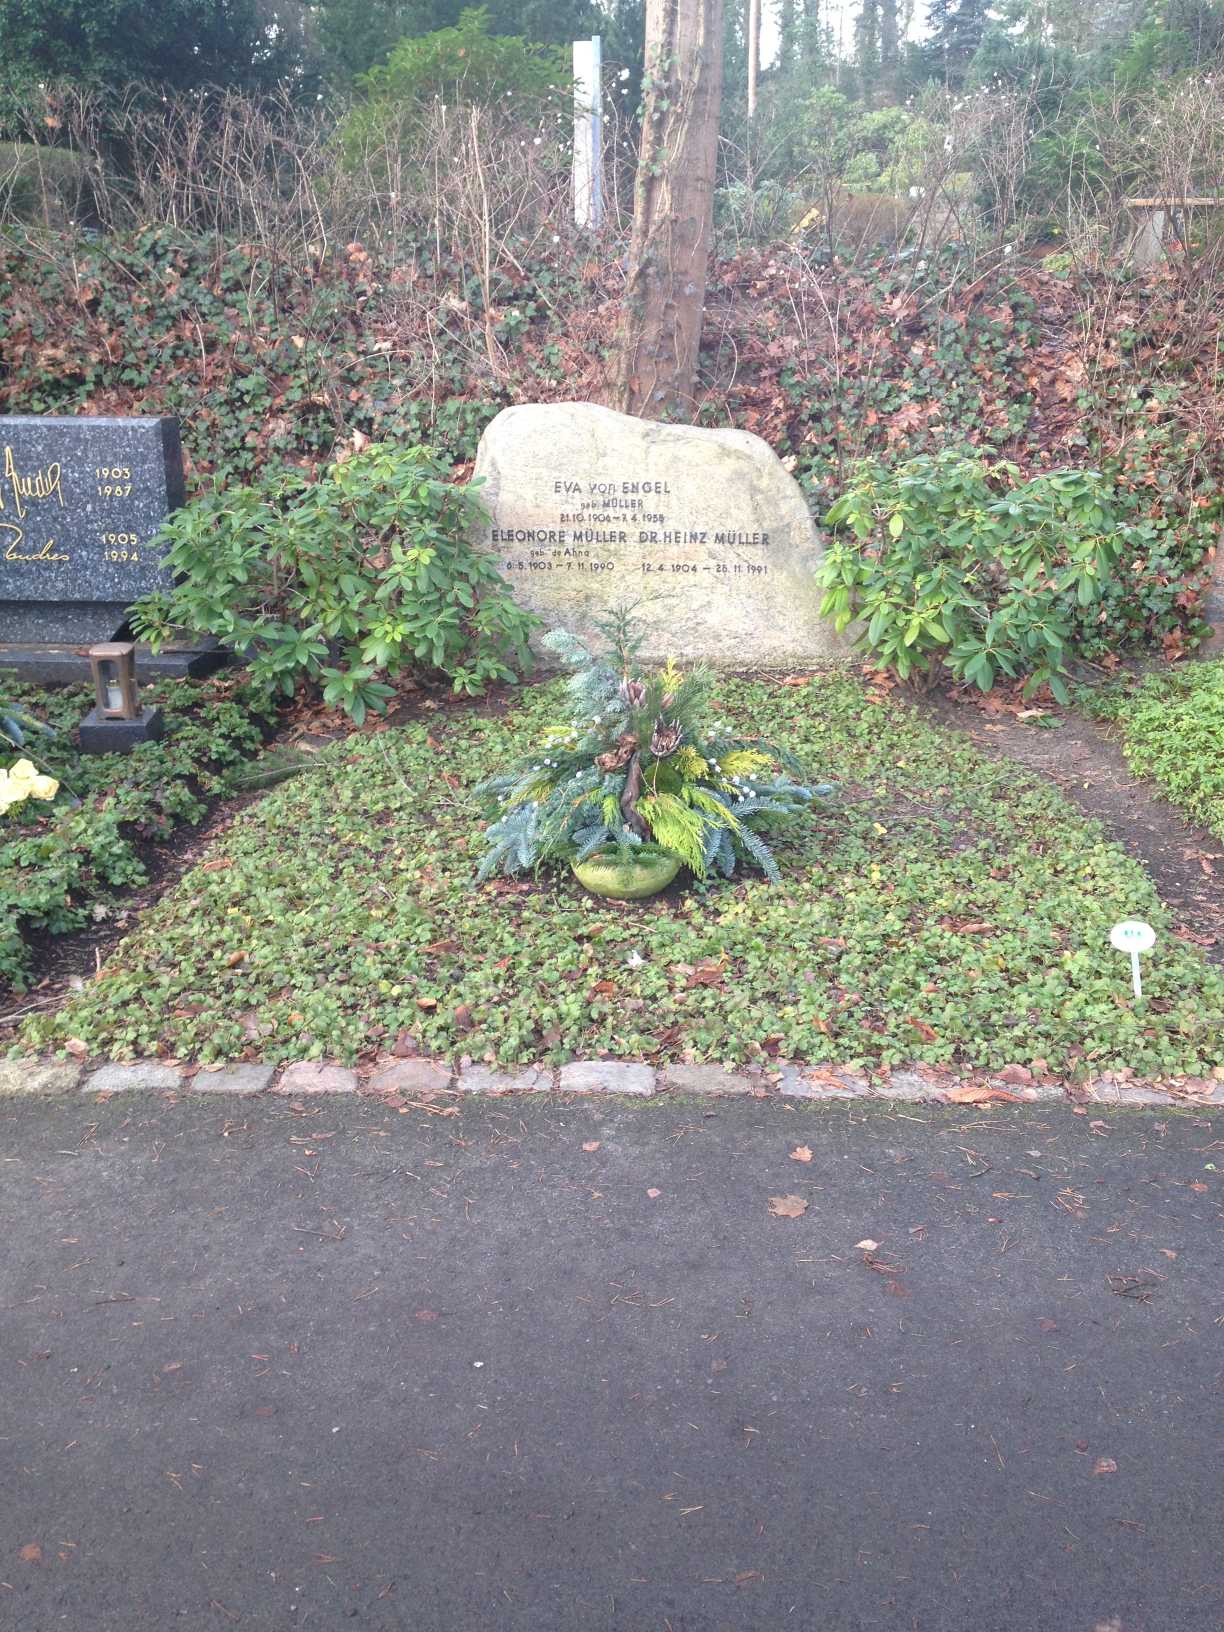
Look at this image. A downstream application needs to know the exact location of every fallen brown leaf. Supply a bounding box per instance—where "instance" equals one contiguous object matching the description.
[945,1083,1023,1104]
[1093,1457,1118,1476]
[855,1238,881,1252]
[789,1145,813,1163]
[686,960,726,990]
[996,1064,1033,1084]
[582,1140,601,1152]
[768,1194,808,1219]
[18,1544,42,1564]
[1174,927,1217,947]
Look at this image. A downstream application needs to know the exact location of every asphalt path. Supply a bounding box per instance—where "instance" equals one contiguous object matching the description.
[0,1092,1220,1632]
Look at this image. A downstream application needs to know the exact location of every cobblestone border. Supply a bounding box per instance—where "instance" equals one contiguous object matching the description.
[1,1054,1220,1107]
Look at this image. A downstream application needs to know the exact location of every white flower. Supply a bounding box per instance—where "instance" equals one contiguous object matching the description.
[626,950,645,969]
[619,68,631,80]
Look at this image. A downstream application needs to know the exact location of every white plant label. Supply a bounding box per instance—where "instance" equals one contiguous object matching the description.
[1110,920,1156,999]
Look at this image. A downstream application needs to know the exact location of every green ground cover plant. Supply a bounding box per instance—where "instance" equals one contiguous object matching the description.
[1087,659,1224,840]
[22,676,1223,1076]
[1,676,273,990]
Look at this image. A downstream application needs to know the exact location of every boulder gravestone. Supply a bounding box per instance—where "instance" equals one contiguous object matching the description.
[472,402,849,667]
[0,414,217,680]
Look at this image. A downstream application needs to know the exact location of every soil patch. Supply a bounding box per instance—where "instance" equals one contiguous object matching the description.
[911,691,1224,964]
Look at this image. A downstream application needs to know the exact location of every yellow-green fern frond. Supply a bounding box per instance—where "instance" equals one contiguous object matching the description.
[601,793,620,825]
[508,776,555,807]
[684,786,740,830]
[637,792,707,875]
[657,657,685,693]
[674,745,709,781]
[717,749,773,779]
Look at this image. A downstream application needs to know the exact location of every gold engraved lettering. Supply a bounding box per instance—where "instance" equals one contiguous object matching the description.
[2,521,70,563]
[1,447,65,520]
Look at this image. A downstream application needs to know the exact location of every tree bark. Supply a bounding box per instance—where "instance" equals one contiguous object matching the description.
[879,0,900,105]
[610,0,726,421]
[777,0,796,70]
[619,750,650,836]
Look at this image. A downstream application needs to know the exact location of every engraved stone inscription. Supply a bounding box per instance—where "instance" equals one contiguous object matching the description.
[472,402,849,667]
[0,415,184,610]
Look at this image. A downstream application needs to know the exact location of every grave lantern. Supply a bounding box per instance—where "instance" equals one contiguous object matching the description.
[80,642,163,753]
[88,642,140,720]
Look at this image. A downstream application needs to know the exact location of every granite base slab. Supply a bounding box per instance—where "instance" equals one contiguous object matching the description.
[0,639,228,683]
[79,704,164,753]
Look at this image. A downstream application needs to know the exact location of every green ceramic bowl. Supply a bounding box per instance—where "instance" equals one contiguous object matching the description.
[571,852,681,900]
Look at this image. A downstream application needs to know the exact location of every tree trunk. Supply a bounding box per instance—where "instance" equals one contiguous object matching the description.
[879,0,900,105]
[777,0,796,70]
[610,0,726,421]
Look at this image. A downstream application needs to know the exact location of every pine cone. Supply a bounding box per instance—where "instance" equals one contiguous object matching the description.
[619,678,647,709]
[649,718,683,758]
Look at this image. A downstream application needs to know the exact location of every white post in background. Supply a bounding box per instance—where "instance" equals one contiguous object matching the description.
[747,0,761,122]
[573,36,603,231]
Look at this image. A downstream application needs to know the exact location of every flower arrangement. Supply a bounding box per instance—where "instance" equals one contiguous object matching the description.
[475,614,831,893]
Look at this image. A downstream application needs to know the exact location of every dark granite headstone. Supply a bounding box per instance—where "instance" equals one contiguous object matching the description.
[0,415,220,680]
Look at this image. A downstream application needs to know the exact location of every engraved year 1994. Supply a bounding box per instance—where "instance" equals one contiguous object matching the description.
[101,530,140,561]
